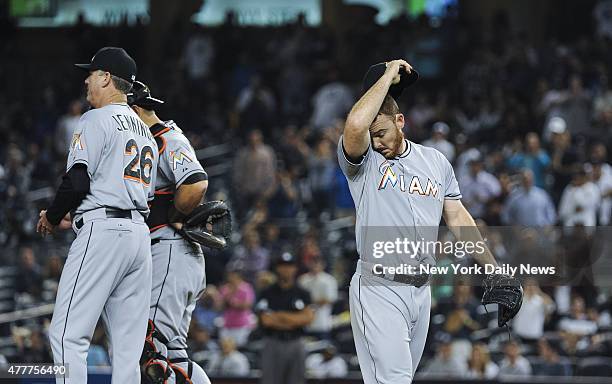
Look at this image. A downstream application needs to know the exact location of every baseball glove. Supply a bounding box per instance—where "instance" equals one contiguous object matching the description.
[178,200,231,249]
[481,273,523,327]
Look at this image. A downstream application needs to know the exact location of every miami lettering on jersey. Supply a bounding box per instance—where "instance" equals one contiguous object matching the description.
[377,160,442,200]
[170,150,193,170]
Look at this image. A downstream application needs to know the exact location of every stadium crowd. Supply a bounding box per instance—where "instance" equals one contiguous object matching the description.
[0,5,611,380]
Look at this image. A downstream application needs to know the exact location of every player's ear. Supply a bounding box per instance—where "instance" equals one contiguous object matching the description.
[395,113,405,130]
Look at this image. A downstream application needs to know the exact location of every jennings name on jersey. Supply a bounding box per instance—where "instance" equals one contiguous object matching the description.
[67,103,159,216]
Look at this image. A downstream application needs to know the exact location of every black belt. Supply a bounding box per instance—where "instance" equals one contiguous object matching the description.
[373,271,430,288]
[75,208,133,230]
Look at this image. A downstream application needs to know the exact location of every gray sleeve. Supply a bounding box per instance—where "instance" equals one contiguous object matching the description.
[337,135,372,180]
[443,155,462,199]
[66,114,106,177]
[164,135,206,188]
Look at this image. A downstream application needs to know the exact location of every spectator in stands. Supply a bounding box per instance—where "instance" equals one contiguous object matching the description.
[458,155,501,218]
[298,257,338,340]
[182,28,215,84]
[41,254,63,303]
[54,100,83,155]
[559,167,601,227]
[310,67,353,131]
[308,137,336,216]
[232,130,276,217]
[14,329,52,363]
[219,267,255,347]
[422,121,456,162]
[534,338,572,376]
[498,340,533,378]
[422,332,467,377]
[305,345,348,378]
[502,169,557,226]
[15,246,43,300]
[548,119,578,192]
[230,229,271,285]
[207,337,250,377]
[236,75,277,137]
[189,323,220,368]
[192,286,223,334]
[466,343,499,379]
[507,132,551,189]
[592,161,612,225]
[265,169,300,219]
[558,295,598,336]
[438,279,481,340]
[512,278,555,343]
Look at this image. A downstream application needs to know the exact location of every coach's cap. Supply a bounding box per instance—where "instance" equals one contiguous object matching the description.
[275,252,297,266]
[75,47,137,84]
[127,81,165,110]
[362,62,419,100]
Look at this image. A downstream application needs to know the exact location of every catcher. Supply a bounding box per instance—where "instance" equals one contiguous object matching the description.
[128,81,231,384]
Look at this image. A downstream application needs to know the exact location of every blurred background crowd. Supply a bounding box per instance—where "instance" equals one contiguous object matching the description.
[0,0,611,381]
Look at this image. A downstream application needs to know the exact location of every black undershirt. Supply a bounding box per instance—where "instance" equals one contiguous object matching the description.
[46,163,90,225]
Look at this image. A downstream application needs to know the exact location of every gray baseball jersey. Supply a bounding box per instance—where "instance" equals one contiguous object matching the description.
[149,120,206,240]
[49,102,158,383]
[67,103,158,215]
[337,136,461,384]
[147,121,209,384]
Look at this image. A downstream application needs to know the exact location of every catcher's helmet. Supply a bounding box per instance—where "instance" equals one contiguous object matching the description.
[127,81,164,110]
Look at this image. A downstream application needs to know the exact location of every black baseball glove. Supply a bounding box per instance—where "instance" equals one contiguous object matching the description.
[481,273,523,327]
[178,200,231,249]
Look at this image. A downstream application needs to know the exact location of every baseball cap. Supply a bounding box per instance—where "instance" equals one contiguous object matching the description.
[275,252,297,266]
[432,121,450,135]
[362,62,419,100]
[127,81,165,110]
[75,47,137,84]
[548,117,567,134]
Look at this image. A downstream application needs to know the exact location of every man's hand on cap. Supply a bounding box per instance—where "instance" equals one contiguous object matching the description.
[385,60,413,84]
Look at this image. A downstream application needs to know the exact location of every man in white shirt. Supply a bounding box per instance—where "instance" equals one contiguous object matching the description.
[512,278,555,341]
[298,258,338,339]
[305,345,348,379]
[458,156,501,218]
[559,167,601,227]
[498,341,532,378]
[422,121,455,162]
[207,337,250,377]
[592,161,612,225]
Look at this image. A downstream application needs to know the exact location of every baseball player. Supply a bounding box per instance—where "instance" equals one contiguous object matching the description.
[127,81,211,384]
[37,47,158,383]
[338,60,522,383]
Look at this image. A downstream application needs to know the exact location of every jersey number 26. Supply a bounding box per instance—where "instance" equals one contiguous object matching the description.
[124,139,154,186]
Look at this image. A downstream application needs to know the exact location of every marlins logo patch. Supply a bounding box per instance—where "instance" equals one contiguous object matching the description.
[170,150,192,170]
[71,133,84,150]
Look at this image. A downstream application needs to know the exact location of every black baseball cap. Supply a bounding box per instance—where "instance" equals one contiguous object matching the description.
[75,47,137,84]
[275,252,297,266]
[362,62,419,100]
[127,81,164,110]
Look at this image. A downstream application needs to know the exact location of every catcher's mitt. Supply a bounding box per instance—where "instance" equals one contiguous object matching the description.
[179,200,231,249]
[481,273,523,327]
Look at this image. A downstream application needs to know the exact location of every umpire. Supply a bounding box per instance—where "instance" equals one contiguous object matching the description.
[256,252,314,384]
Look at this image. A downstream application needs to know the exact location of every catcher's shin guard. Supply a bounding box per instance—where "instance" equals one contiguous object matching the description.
[141,320,171,384]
